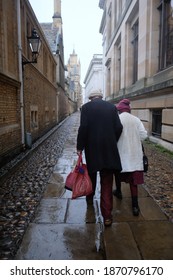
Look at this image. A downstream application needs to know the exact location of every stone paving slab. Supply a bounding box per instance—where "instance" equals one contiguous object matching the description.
[103,220,173,260]
[139,197,167,220]
[33,198,68,224]
[34,197,101,225]
[15,223,104,260]
[117,183,148,198]
[66,198,100,224]
[112,198,145,222]
[103,222,142,260]
[43,173,65,198]
[129,220,173,260]
[112,196,167,222]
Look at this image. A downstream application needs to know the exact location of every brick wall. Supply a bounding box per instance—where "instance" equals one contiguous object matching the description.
[0,79,21,165]
[23,66,58,141]
[0,0,19,80]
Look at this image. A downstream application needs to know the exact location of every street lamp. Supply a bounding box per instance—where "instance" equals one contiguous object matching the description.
[22,28,41,65]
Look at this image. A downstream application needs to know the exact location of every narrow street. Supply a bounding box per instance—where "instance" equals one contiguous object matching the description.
[1,111,173,260]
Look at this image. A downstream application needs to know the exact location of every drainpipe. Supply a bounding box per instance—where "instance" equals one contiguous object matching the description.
[17,0,25,148]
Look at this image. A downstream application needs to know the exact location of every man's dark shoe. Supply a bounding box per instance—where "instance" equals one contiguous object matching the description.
[104,218,112,227]
[132,206,140,216]
[113,189,122,200]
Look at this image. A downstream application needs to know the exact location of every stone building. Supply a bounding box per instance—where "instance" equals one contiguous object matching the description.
[66,49,82,109]
[99,0,173,151]
[84,54,103,103]
[0,0,72,167]
[40,0,77,120]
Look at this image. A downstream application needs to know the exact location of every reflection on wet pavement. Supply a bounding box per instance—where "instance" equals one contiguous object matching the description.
[15,195,105,260]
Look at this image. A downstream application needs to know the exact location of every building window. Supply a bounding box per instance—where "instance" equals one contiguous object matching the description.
[31,109,38,130]
[53,108,56,121]
[131,20,139,83]
[118,46,121,90]
[158,0,173,70]
[105,58,111,97]
[45,108,49,124]
[152,109,162,137]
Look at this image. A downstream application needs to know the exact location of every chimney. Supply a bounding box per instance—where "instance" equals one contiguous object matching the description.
[52,0,62,28]
[53,0,61,18]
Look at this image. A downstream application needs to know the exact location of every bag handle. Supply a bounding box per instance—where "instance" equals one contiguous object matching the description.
[76,153,83,167]
[142,143,145,155]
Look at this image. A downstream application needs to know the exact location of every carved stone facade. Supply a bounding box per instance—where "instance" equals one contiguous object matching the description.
[99,0,173,151]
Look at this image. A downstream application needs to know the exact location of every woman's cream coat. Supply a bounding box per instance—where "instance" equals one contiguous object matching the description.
[118,112,148,172]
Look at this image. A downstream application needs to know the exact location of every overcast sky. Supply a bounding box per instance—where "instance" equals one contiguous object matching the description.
[29,0,103,85]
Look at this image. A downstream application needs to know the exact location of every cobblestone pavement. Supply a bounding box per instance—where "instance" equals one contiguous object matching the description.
[0,111,173,259]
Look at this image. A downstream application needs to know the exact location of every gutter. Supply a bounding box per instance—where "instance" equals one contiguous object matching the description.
[17,0,25,147]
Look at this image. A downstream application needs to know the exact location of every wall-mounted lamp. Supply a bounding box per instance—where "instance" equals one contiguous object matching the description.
[22,28,41,65]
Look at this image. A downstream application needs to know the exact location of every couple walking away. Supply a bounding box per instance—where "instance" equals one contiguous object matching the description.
[76,90,148,227]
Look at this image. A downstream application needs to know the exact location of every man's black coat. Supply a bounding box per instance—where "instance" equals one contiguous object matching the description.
[77,98,123,173]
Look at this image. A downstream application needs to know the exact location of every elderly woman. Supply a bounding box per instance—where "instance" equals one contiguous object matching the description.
[114,99,148,216]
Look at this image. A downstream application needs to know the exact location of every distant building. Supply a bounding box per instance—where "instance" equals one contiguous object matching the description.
[99,0,173,151]
[66,49,82,109]
[84,54,103,103]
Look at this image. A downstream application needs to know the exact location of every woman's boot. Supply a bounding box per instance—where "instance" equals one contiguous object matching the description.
[132,196,140,216]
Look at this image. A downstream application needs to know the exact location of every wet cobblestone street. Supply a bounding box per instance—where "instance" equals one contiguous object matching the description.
[0,111,173,260]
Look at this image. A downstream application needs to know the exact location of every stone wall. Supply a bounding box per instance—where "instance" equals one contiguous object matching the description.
[100,0,173,151]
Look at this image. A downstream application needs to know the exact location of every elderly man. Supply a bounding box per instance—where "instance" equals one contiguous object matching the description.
[76,89,123,226]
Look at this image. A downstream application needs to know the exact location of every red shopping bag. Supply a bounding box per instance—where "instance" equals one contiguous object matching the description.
[72,160,93,199]
[65,155,81,191]
[65,154,93,199]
